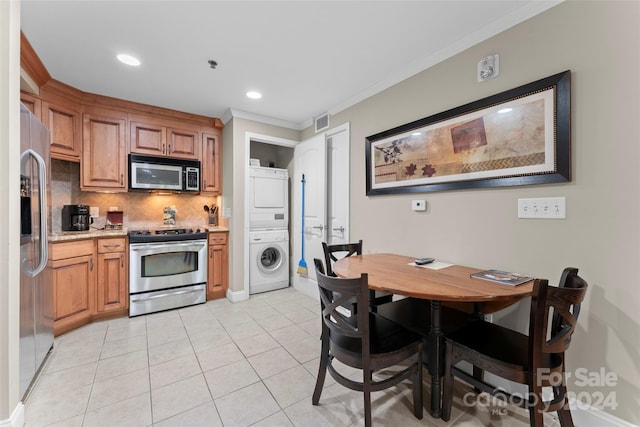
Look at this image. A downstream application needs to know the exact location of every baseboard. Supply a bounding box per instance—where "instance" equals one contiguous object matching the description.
[569,397,638,427]
[0,402,24,427]
[226,288,248,303]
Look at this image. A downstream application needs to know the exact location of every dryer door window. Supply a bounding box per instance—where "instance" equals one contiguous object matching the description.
[258,246,283,273]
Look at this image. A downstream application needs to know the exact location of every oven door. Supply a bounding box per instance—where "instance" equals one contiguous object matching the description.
[129,239,207,293]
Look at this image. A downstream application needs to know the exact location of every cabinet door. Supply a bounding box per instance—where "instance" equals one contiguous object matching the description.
[43,100,81,161]
[167,127,199,159]
[130,121,166,156]
[20,92,41,118]
[201,132,221,194]
[52,254,95,332]
[82,112,127,190]
[97,252,127,312]
[207,243,228,300]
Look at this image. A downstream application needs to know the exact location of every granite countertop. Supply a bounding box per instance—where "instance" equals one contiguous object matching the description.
[49,226,229,242]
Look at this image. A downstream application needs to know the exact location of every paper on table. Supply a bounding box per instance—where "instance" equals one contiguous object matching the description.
[408,261,454,270]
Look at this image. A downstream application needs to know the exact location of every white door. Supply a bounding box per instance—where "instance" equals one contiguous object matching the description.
[326,126,350,246]
[292,124,351,298]
[293,134,327,291]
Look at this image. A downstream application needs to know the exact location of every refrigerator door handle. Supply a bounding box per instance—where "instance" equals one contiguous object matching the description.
[21,148,48,277]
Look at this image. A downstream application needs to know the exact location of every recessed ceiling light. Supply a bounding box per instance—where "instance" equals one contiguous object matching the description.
[246,91,262,100]
[498,108,512,114]
[117,54,141,66]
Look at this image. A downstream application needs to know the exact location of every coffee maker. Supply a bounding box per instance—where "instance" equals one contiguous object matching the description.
[62,204,90,231]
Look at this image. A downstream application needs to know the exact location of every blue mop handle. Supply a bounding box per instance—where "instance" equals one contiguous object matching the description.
[301,174,306,258]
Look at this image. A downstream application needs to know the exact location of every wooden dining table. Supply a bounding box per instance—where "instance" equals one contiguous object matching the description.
[333,253,535,418]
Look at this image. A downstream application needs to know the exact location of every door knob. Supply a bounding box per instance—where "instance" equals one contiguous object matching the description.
[333,226,345,233]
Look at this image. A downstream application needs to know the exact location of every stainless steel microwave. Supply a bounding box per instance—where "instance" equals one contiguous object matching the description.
[129,154,200,192]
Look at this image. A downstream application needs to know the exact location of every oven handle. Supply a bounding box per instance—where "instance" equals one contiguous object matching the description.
[131,288,203,302]
[130,241,207,253]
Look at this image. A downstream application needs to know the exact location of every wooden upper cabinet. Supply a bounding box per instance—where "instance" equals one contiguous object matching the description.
[82,110,127,191]
[130,121,166,156]
[201,132,221,194]
[20,92,41,118]
[130,119,199,160]
[43,99,81,161]
[167,127,199,160]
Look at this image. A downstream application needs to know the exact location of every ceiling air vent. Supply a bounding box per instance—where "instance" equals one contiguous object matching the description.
[314,113,330,133]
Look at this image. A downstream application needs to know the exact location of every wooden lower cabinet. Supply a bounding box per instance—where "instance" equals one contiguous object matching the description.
[96,238,128,315]
[207,232,229,300]
[50,239,96,336]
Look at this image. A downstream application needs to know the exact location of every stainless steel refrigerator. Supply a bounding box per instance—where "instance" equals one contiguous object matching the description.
[20,103,53,399]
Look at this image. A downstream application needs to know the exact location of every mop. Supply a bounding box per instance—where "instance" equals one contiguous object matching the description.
[297,174,308,275]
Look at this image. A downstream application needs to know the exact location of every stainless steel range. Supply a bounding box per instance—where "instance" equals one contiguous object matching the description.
[129,227,208,316]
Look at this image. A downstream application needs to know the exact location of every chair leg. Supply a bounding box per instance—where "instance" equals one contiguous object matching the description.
[441,344,454,422]
[364,370,372,427]
[413,341,424,419]
[528,383,545,427]
[473,365,484,393]
[312,331,330,405]
[554,385,575,427]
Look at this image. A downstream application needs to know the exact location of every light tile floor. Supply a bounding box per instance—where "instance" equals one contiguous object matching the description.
[24,287,553,427]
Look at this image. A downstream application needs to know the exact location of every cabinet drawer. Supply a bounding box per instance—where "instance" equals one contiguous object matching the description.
[50,239,95,260]
[208,232,228,245]
[97,238,126,253]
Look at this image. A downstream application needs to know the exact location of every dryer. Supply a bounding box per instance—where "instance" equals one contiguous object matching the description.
[249,166,288,230]
[249,229,290,294]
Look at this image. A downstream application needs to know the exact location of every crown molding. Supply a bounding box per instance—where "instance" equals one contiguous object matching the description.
[223,108,303,131]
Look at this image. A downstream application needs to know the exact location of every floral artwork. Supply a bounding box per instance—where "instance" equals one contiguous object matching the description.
[365,71,570,195]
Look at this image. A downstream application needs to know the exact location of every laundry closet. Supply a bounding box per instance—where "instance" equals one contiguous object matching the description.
[247,141,293,294]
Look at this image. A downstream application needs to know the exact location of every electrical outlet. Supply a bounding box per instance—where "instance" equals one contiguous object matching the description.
[518,197,566,219]
[89,206,99,217]
[411,199,426,211]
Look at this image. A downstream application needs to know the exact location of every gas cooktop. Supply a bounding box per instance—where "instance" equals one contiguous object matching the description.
[128,227,208,243]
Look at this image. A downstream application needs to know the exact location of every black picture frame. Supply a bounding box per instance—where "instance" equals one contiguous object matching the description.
[365,70,571,195]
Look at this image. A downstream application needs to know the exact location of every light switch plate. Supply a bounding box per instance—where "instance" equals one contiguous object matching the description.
[518,197,566,219]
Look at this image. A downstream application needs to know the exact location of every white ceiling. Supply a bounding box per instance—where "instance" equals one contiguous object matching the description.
[20,1,561,130]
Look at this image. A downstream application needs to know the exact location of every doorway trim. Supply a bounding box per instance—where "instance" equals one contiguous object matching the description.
[243,132,297,300]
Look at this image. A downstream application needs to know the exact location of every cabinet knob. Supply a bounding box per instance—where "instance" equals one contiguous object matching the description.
[90,256,94,271]
[120,174,124,185]
[121,254,124,268]
[162,143,165,155]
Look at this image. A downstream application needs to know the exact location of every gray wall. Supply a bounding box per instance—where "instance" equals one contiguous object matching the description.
[316,1,639,422]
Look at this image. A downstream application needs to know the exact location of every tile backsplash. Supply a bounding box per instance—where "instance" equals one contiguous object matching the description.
[51,159,222,232]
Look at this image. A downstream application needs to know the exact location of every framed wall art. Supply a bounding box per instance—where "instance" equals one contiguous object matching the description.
[365,70,571,195]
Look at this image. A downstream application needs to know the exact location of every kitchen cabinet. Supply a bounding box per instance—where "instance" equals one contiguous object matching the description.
[201,132,222,195]
[49,239,96,336]
[207,231,229,300]
[130,119,199,160]
[20,92,41,118]
[42,98,82,161]
[82,109,127,191]
[96,237,128,315]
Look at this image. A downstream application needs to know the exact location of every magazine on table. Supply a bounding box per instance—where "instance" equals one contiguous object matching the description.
[470,269,534,286]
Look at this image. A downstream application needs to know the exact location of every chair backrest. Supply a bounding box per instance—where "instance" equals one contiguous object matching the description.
[322,240,363,277]
[313,258,370,353]
[528,271,588,367]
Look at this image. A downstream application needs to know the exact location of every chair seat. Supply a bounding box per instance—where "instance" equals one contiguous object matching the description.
[446,320,564,375]
[331,312,422,362]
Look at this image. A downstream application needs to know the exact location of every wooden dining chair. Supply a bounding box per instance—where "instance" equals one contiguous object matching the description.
[312,259,423,427]
[322,240,393,313]
[441,268,588,426]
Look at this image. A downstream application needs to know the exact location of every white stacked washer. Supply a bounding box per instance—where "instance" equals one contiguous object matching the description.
[248,166,290,294]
